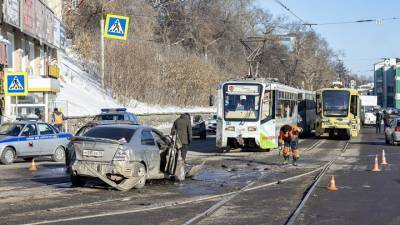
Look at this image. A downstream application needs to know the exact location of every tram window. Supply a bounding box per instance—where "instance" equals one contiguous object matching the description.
[262,91,272,120]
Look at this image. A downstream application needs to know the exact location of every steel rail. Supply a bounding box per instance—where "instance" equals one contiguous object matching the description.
[284,141,350,225]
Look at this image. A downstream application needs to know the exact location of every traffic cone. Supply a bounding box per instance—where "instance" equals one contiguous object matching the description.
[327,175,338,191]
[28,159,37,172]
[371,155,380,172]
[381,150,388,165]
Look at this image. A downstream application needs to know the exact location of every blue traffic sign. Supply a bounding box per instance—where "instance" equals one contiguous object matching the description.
[4,71,28,96]
[104,14,130,40]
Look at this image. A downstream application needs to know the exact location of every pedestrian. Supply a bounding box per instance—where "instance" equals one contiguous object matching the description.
[51,108,66,132]
[375,110,382,134]
[35,108,43,121]
[383,110,390,131]
[171,113,192,162]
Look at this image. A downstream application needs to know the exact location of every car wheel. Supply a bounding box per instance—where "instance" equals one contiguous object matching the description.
[134,163,146,189]
[1,147,15,165]
[52,146,66,162]
[71,174,86,187]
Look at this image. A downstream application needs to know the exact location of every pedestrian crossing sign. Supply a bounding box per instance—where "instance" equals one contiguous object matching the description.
[4,71,28,96]
[104,14,130,40]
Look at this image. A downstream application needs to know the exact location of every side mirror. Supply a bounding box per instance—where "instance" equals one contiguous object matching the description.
[209,95,215,107]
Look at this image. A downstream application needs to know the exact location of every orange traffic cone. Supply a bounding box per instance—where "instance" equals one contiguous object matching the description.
[28,159,37,172]
[381,150,388,165]
[327,175,338,191]
[371,155,380,172]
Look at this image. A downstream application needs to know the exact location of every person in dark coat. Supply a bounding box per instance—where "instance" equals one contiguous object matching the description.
[375,111,382,134]
[171,113,192,162]
[383,110,390,131]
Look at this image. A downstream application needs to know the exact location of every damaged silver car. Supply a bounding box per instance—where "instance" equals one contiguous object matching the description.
[67,124,186,191]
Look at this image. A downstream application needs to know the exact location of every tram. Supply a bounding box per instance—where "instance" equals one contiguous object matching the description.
[298,90,316,136]
[215,78,314,151]
[315,83,360,140]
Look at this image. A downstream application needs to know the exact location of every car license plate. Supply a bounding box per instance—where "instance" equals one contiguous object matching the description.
[83,150,104,157]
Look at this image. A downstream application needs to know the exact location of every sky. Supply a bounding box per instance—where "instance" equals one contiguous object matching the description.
[256,0,400,79]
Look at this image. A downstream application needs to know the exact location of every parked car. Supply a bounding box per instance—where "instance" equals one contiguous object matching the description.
[207,113,217,134]
[93,108,140,124]
[0,119,71,164]
[191,115,207,139]
[67,123,186,191]
[385,117,400,145]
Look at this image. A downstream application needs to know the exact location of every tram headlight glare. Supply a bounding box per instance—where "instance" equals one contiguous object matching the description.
[225,126,235,131]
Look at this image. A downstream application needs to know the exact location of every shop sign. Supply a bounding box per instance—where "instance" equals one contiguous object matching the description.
[4,0,20,28]
[22,0,35,35]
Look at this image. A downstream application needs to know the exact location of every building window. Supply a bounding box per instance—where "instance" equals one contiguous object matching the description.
[11,93,44,104]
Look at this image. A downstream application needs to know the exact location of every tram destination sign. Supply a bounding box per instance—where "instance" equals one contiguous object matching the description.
[227,85,259,94]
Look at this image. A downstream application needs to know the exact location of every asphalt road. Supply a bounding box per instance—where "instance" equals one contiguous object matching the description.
[0,132,379,225]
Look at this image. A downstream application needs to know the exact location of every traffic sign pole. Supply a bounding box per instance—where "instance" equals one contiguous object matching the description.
[100,16,105,88]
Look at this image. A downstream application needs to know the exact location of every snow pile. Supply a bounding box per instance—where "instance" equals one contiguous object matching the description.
[57,52,215,117]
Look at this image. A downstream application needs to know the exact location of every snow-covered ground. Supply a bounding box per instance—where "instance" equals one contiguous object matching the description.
[58,52,214,117]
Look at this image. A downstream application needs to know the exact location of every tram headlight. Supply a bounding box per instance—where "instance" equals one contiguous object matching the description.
[225,126,235,131]
[248,126,257,131]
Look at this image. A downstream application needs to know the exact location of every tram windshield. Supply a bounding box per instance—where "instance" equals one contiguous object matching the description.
[323,90,350,117]
[223,84,262,120]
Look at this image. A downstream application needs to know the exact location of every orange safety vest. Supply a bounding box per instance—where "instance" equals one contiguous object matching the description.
[53,113,64,125]
[289,126,301,140]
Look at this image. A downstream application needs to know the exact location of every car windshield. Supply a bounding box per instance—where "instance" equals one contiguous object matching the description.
[94,114,125,121]
[223,84,262,120]
[83,127,136,142]
[323,90,350,117]
[0,123,25,136]
[364,106,374,113]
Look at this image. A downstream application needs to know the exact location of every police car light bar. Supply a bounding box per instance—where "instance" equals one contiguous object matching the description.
[101,108,127,113]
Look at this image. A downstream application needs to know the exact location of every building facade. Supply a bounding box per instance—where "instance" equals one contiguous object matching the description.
[0,0,66,122]
[374,58,400,108]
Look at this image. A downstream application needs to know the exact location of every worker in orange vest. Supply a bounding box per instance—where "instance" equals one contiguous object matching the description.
[280,125,302,166]
[280,125,292,164]
[289,125,302,166]
[51,108,66,132]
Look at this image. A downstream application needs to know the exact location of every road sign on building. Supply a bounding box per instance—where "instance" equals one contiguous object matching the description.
[104,14,130,40]
[4,71,28,96]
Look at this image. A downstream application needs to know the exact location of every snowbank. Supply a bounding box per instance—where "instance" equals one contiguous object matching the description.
[57,52,215,117]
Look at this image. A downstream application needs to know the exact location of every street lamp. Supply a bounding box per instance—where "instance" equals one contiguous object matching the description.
[204,37,221,62]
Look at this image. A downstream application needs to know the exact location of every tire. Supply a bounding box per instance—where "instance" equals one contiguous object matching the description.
[71,174,86,187]
[134,163,146,189]
[52,146,66,162]
[1,147,15,165]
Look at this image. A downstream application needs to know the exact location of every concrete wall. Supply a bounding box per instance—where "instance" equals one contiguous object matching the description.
[66,112,214,134]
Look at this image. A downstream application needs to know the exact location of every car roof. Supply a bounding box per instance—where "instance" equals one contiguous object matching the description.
[87,123,151,130]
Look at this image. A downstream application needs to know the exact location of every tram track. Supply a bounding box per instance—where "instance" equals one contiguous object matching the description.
[284,140,350,225]
[3,139,338,225]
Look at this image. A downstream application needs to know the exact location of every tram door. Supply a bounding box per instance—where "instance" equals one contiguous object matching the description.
[350,94,360,137]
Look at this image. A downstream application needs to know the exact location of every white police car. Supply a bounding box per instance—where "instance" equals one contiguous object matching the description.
[0,120,72,164]
[93,108,140,124]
